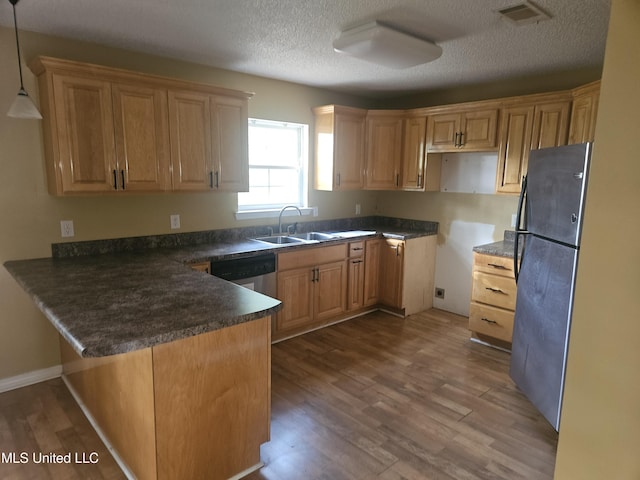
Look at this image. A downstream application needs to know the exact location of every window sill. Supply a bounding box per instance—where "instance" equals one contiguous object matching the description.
[234,207,317,221]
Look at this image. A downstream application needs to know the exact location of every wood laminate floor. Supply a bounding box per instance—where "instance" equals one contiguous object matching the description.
[0,309,558,480]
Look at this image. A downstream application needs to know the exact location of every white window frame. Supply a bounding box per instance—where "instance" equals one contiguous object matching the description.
[235,118,312,220]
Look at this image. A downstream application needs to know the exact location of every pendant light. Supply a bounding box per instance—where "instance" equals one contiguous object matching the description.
[6,0,42,119]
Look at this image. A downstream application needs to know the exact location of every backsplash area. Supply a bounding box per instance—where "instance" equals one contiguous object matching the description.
[51,216,438,258]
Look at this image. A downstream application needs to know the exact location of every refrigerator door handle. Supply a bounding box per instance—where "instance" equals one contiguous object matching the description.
[514,175,530,283]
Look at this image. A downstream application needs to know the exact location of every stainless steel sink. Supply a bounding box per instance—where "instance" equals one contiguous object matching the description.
[253,235,308,245]
[290,232,337,241]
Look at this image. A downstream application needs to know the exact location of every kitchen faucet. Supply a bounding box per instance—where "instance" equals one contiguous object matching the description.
[278,205,302,234]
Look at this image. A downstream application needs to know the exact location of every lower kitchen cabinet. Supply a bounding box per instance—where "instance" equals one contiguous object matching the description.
[347,241,365,310]
[468,252,517,346]
[363,239,382,307]
[274,235,437,341]
[379,235,438,315]
[379,239,404,309]
[274,243,347,339]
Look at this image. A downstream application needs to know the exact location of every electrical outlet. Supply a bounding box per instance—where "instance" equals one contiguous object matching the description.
[355,203,361,215]
[511,213,517,228]
[435,287,445,299]
[312,206,318,217]
[60,220,74,238]
[170,214,181,230]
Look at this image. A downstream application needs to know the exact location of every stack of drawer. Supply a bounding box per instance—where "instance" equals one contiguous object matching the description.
[469,252,517,344]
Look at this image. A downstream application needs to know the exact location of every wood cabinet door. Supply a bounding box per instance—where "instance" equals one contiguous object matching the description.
[568,92,599,144]
[379,239,404,309]
[530,101,570,151]
[347,257,365,311]
[401,116,427,190]
[168,90,214,191]
[212,96,249,192]
[334,111,366,190]
[275,267,314,333]
[52,74,117,193]
[315,260,347,321]
[496,105,535,194]
[426,113,460,151]
[461,109,498,150]
[363,239,382,307]
[112,83,170,192]
[365,115,403,189]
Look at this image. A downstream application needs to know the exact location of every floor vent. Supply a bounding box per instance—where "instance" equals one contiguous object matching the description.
[498,1,551,25]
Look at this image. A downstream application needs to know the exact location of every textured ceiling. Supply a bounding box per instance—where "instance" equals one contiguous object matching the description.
[0,0,611,97]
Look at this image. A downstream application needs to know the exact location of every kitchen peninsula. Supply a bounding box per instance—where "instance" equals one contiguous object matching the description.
[4,251,281,480]
[3,216,437,480]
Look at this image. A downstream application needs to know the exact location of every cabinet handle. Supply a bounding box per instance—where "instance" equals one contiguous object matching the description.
[454,132,459,146]
[336,173,341,186]
[417,173,422,187]
[352,247,363,251]
[485,287,505,294]
[480,317,498,324]
[121,170,125,190]
[215,171,219,188]
[209,171,214,188]
[351,259,363,264]
[458,132,464,147]
[396,173,400,187]
[487,263,508,270]
[113,169,118,190]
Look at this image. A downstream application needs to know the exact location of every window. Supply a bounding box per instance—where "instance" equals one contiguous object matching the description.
[237,118,308,211]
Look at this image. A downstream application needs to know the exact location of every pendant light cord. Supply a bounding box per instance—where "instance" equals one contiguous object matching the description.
[9,0,25,90]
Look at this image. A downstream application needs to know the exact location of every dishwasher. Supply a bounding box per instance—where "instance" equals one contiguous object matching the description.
[209,253,277,297]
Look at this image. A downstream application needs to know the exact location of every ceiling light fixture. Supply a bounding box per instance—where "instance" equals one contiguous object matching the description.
[7,0,42,119]
[333,21,442,69]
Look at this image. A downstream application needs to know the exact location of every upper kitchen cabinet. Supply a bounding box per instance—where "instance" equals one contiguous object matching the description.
[426,105,499,152]
[112,83,171,192]
[400,115,426,190]
[169,93,249,192]
[213,96,249,192]
[401,114,441,191]
[29,56,252,195]
[44,72,118,194]
[313,105,366,191]
[364,111,403,190]
[168,91,214,191]
[496,93,571,194]
[568,81,600,145]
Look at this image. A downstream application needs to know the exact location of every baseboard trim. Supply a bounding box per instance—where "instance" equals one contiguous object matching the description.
[0,365,62,393]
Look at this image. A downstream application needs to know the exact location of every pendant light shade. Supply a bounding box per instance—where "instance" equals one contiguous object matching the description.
[8,87,42,119]
[7,0,42,119]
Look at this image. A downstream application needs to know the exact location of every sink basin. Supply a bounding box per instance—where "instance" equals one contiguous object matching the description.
[290,232,337,241]
[253,235,308,245]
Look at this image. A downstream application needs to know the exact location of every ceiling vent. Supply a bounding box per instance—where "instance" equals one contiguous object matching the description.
[497,2,551,25]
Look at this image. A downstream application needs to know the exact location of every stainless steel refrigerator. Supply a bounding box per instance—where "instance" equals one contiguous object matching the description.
[510,142,592,431]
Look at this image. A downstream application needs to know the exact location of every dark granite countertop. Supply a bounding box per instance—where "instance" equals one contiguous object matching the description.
[472,230,521,258]
[4,217,438,359]
[4,252,282,358]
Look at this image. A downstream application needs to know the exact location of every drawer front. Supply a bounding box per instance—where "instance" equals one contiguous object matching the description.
[471,271,517,310]
[349,241,365,258]
[278,243,348,271]
[469,302,514,342]
[473,252,515,278]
